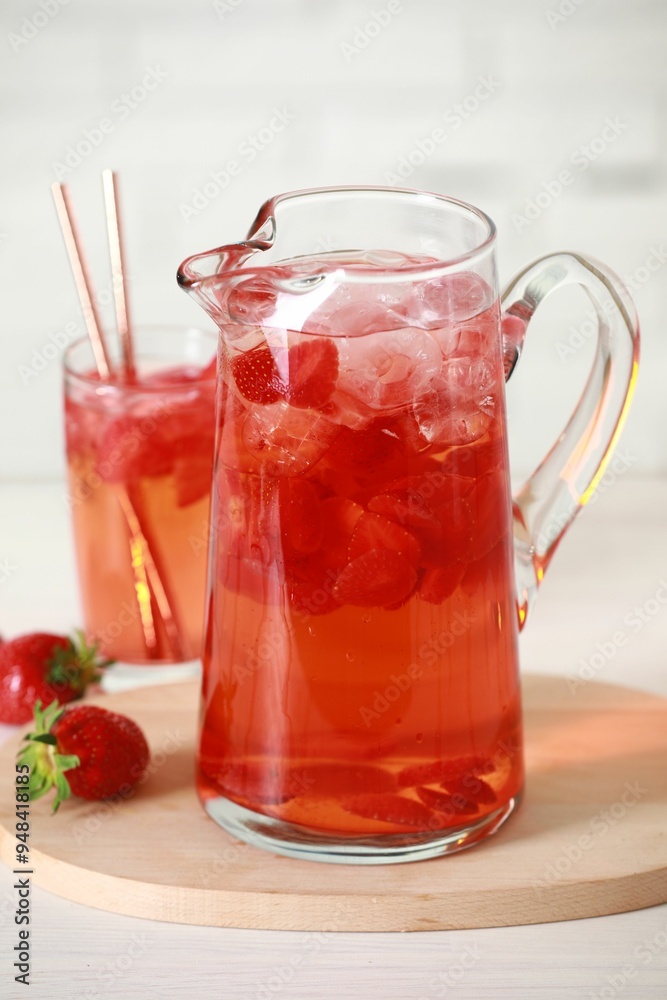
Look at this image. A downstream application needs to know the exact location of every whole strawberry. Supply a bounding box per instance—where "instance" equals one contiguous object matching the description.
[18,701,150,811]
[0,631,109,724]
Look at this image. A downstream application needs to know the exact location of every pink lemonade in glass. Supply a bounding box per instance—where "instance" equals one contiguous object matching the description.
[64,328,217,663]
[197,252,524,841]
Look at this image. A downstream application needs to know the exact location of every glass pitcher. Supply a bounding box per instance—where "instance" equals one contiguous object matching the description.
[177,187,639,864]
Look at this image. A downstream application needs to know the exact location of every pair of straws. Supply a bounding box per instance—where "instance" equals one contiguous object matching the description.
[52,173,184,661]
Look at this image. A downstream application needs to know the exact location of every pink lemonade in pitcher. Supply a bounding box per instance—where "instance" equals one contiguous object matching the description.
[197,251,524,837]
[65,350,216,663]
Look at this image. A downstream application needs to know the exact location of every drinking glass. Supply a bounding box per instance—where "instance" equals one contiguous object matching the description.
[64,325,217,667]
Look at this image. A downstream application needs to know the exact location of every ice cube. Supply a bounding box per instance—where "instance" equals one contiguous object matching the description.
[336,327,443,412]
[242,401,339,476]
[301,280,414,338]
[413,356,497,446]
[411,271,493,330]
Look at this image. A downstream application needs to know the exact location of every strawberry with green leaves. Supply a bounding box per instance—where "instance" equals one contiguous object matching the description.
[18,701,150,811]
[0,631,110,725]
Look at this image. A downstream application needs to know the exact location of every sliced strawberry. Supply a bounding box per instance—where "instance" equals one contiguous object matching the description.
[230,347,286,404]
[418,562,465,604]
[398,755,492,789]
[295,763,397,797]
[95,415,173,481]
[417,786,479,817]
[442,775,496,805]
[368,489,443,560]
[318,497,364,569]
[348,512,420,568]
[333,549,417,608]
[383,470,475,513]
[383,567,426,611]
[285,338,338,409]
[368,488,434,527]
[343,793,438,828]
[279,479,323,555]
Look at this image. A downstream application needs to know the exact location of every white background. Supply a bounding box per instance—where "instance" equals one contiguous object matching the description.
[1,0,664,483]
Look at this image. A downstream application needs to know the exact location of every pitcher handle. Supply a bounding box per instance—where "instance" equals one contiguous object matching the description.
[501,252,640,629]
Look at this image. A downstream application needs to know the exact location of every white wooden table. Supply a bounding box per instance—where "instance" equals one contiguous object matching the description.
[1,479,666,999]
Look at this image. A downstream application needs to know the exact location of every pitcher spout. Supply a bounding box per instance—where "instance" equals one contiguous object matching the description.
[176,240,271,325]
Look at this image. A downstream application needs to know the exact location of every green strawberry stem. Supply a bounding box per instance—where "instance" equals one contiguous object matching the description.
[17,701,80,812]
[47,630,113,694]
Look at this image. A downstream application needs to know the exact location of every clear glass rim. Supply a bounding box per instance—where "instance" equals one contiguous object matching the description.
[63,325,218,392]
[177,185,497,291]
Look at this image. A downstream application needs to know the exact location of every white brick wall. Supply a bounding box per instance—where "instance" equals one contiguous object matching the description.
[1,0,663,480]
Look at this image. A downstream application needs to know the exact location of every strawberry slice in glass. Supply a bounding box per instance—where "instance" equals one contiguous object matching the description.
[348,511,420,568]
[343,793,439,829]
[417,786,479,818]
[333,549,417,608]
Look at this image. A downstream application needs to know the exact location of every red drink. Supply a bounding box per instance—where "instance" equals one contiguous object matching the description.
[198,253,523,845]
[64,330,216,663]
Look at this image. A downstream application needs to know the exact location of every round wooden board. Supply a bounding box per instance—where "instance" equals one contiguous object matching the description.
[2,674,667,931]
